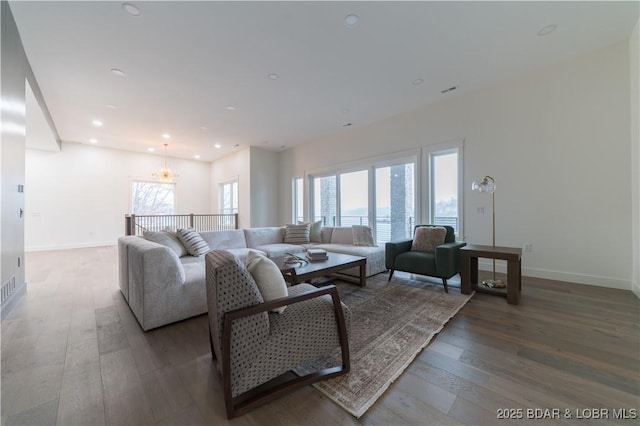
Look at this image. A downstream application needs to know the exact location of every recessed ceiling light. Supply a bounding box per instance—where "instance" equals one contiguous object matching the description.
[225,106,236,111]
[214,143,221,149]
[268,73,279,80]
[147,147,155,152]
[343,122,353,127]
[344,14,360,28]
[162,133,170,139]
[122,3,141,17]
[194,154,201,159]
[280,145,286,149]
[412,78,424,86]
[89,138,98,144]
[92,120,103,127]
[110,68,126,77]
[537,24,557,36]
[105,104,118,109]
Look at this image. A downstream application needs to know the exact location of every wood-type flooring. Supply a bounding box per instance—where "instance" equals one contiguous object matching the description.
[1,246,638,425]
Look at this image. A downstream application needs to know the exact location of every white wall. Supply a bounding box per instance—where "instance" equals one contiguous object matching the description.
[25,142,212,251]
[249,147,279,227]
[209,146,280,228]
[2,2,28,308]
[279,41,632,290]
[631,18,640,298]
[210,147,251,228]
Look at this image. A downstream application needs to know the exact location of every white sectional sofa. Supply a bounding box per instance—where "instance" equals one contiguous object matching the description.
[118,226,386,330]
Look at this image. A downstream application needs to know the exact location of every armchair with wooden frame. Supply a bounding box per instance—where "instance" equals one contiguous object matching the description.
[205,250,350,418]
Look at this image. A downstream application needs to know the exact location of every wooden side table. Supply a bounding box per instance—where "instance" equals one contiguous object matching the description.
[460,244,522,304]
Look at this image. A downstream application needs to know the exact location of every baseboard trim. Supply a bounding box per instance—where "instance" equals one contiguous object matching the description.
[25,241,117,252]
[477,260,630,290]
[1,282,26,320]
[632,281,640,299]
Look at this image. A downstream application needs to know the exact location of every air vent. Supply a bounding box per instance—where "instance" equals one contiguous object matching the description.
[441,86,457,94]
[1,276,16,303]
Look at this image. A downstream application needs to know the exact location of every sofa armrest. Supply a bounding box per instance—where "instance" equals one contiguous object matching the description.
[127,240,186,328]
[221,284,350,384]
[435,241,467,277]
[385,239,413,269]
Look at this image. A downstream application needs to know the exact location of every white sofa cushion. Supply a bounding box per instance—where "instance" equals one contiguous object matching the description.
[177,228,210,256]
[253,243,305,258]
[244,227,284,247]
[246,251,288,313]
[330,227,353,244]
[283,223,310,244]
[200,229,247,250]
[143,229,188,257]
[352,225,375,246]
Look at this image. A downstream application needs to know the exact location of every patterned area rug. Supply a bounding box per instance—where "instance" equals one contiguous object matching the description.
[297,273,473,418]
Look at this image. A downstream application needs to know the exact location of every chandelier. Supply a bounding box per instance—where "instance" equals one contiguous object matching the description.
[152,143,179,181]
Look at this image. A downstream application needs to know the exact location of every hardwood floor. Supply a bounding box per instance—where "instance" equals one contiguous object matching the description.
[2,246,638,425]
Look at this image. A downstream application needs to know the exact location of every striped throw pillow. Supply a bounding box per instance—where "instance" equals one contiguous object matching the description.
[284,223,310,244]
[176,228,210,256]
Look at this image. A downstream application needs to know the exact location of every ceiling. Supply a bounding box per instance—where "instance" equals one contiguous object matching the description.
[10,1,639,162]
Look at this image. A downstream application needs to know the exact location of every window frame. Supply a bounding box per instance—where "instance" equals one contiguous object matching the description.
[292,176,304,223]
[130,178,177,215]
[218,179,238,215]
[307,149,420,242]
[422,139,465,238]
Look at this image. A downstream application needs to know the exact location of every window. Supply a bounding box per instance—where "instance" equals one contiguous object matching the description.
[339,170,369,227]
[425,141,463,236]
[313,175,336,225]
[219,180,238,214]
[132,180,175,214]
[293,177,304,222]
[375,162,415,245]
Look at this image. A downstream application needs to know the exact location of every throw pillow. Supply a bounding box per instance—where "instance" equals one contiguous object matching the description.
[284,223,310,244]
[246,251,288,313]
[411,226,447,253]
[352,225,375,247]
[298,220,323,243]
[176,228,210,256]
[143,230,188,257]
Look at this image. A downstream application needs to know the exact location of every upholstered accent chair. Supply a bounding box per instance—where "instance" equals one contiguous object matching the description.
[205,250,351,418]
[385,225,467,292]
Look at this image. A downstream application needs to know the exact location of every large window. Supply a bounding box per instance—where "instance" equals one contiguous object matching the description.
[426,142,463,236]
[375,162,415,245]
[313,175,336,225]
[340,170,369,226]
[219,180,238,214]
[312,171,370,227]
[293,177,304,222]
[132,180,175,214]
[309,155,417,244]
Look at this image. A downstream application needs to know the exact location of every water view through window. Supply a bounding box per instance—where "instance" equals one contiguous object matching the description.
[376,163,415,245]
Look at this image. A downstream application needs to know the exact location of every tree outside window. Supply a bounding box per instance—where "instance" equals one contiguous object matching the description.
[220,180,238,214]
[132,181,175,214]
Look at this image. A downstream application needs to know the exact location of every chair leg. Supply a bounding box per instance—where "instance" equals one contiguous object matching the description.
[388,269,394,281]
[441,278,449,293]
[209,330,217,361]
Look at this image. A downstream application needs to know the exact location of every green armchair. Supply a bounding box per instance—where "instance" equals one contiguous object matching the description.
[385,225,466,292]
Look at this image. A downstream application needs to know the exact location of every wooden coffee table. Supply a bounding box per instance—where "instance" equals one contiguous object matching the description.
[271,252,367,287]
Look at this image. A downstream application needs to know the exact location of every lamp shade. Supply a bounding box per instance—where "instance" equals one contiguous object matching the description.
[472,176,495,193]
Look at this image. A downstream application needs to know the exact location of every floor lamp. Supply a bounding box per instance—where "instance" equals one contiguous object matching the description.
[472,176,505,288]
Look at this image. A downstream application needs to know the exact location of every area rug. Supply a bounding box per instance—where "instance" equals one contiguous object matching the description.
[297,274,473,418]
